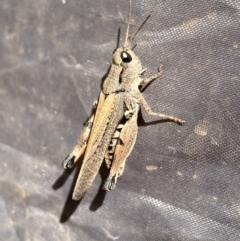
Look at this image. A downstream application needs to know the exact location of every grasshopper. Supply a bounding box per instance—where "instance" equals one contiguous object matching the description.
[62,4,185,201]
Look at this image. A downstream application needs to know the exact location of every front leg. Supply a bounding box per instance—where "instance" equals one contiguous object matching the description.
[139,66,163,87]
[139,94,185,125]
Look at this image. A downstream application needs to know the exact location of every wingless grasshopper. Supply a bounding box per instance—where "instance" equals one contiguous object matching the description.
[62,4,185,201]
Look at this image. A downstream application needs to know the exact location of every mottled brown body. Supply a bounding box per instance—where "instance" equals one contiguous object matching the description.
[62,8,185,200]
[72,93,124,200]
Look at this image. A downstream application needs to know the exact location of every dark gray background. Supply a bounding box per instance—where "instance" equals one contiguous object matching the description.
[0,0,239,240]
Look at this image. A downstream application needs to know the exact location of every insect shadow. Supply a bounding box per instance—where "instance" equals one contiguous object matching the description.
[52,158,82,223]
[52,148,110,223]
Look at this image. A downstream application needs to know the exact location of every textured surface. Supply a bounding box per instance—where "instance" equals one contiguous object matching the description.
[0,0,240,240]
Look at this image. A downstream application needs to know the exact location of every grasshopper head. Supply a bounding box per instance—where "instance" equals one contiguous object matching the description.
[111,10,150,73]
[111,9,151,76]
[112,47,142,72]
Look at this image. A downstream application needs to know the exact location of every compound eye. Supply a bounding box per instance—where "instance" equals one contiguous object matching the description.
[121,51,132,63]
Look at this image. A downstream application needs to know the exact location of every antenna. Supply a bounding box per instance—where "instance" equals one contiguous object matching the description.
[116,28,121,48]
[124,1,132,48]
[129,14,151,48]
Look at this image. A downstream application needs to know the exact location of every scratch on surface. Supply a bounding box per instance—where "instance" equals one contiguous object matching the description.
[103,228,119,240]
[146,165,158,171]
[59,57,83,70]
[177,171,183,176]
[192,173,198,179]
[211,137,219,146]
[168,146,176,153]
[194,120,210,136]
